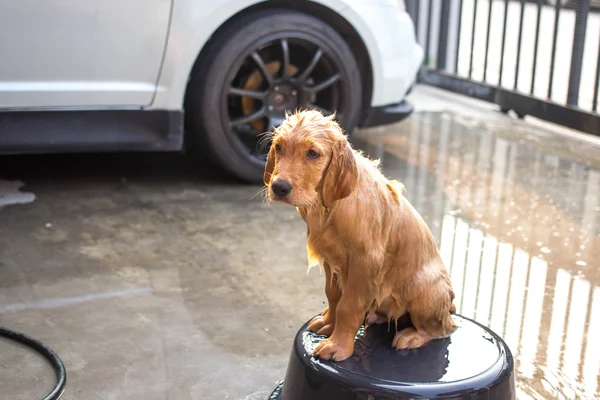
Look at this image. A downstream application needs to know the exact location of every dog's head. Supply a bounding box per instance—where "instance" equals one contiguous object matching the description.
[264,110,358,208]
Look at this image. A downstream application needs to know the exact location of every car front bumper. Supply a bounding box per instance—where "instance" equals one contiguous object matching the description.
[358,98,414,128]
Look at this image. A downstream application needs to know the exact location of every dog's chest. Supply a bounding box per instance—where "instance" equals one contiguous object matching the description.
[306,228,346,269]
[299,208,347,267]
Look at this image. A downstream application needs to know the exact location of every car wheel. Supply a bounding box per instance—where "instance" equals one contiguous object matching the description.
[185,9,363,183]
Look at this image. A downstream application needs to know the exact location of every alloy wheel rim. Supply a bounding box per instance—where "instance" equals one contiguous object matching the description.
[223,35,347,163]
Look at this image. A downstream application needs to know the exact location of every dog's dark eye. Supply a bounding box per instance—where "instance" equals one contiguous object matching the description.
[307,149,319,159]
[275,144,281,152]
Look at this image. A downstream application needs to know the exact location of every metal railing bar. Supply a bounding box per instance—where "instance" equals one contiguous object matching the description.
[548,0,563,100]
[566,0,590,107]
[498,0,510,86]
[414,0,421,39]
[454,0,464,74]
[437,0,452,70]
[425,0,434,67]
[483,0,494,82]
[469,0,479,78]
[514,0,526,90]
[531,0,543,94]
[418,68,600,135]
[593,39,600,112]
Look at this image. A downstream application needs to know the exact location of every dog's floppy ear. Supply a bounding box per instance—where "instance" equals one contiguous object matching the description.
[263,142,276,185]
[321,138,358,209]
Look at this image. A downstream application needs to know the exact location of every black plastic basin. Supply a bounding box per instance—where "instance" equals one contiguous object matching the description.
[269,314,515,400]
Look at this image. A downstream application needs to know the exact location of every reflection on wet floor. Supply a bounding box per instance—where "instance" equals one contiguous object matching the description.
[355,112,600,399]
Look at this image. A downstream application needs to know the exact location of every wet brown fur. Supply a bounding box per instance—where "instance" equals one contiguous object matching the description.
[264,110,457,361]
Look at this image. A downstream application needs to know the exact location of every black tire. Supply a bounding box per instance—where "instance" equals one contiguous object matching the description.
[185,9,363,183]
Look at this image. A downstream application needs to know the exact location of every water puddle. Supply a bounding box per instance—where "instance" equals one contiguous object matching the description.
[0,180,35,210]
[355,111,600,399]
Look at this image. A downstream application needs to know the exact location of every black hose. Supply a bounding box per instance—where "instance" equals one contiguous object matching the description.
[0,326,67,400]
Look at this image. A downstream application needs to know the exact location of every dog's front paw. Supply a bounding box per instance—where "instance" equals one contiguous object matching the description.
[308,311,335,336]
[312,338,353,361]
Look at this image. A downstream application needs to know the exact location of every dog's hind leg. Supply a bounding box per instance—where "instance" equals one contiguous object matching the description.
[392,312,456,350]
[392,263,457,350]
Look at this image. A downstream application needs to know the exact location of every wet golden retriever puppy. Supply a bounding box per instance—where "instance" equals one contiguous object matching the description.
[264,110,456,361]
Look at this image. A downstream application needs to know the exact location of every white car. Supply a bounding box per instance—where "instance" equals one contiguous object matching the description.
[0,0,423,182]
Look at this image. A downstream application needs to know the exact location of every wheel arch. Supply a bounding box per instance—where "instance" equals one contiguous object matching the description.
[181,1,374,125]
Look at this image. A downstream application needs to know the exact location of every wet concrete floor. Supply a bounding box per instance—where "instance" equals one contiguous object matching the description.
[1,96,599,399]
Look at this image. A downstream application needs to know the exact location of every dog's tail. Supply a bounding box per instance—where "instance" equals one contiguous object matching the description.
[387,180,407,204]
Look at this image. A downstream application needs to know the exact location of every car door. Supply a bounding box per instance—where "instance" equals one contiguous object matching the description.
[0,0,172,109]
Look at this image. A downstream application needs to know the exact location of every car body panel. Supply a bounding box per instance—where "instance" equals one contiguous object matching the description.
[149,0,260,111]
[0,0,421,111]
[149,0,423,110]
[320,1,423,107]
[0,0,172,109]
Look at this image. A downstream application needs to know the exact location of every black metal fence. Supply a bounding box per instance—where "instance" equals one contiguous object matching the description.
[406,0,600,136]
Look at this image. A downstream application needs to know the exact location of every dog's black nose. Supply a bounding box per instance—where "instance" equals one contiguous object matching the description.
[272,180,292,197]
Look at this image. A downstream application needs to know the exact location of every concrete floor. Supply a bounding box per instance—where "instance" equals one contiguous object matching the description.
[0,86,599,399]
